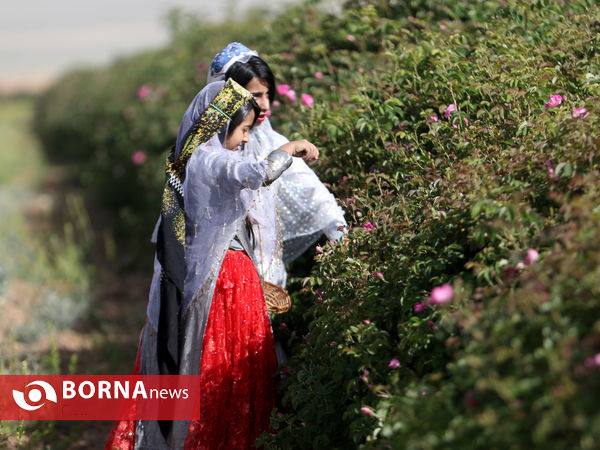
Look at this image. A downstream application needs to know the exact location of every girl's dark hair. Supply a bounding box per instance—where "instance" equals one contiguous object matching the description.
[225,56,276,103]
[227,98,260,135]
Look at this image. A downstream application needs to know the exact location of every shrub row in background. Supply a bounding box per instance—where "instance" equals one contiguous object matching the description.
[35,0,600,448]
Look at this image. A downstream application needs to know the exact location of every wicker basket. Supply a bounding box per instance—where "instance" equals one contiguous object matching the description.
[264,281,291,314]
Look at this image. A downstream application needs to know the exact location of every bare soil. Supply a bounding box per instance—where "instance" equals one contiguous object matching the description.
[1,168,152,449]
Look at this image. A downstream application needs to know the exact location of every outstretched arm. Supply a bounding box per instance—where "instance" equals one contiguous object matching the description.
[280,139,320,162]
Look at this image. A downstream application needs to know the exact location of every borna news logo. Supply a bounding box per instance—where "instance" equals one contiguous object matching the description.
[1,375,200,420]
[12,380,58,411]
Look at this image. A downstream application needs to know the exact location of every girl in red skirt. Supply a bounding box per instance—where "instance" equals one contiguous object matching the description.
[106,79,318,449]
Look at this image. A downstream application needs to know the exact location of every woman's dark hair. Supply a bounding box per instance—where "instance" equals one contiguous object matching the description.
[227,98,260,135]
[225,56,276,103]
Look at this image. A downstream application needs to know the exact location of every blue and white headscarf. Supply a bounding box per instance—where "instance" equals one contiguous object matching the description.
[207,42,259,83]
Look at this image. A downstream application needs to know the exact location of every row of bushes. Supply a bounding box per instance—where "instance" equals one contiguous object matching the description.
[35,0,600,448]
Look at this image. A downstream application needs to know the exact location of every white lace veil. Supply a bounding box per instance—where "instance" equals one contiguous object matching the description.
[243,120,346,277]
[147,81,260,329]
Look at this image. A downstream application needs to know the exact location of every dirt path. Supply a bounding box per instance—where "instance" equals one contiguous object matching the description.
[0,98,151,448]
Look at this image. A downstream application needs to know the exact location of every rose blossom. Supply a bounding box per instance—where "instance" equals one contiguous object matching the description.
[429,283,454,305]
[131,150,147,165]
[444,104,456,118]
[137,84,151,100]
[524,248,539,265]
[584,353,600,368]
[276,84,291,96]
[388,358,400,369]
[286,90,297,101]
[545,94,563,108]
[360,406,373,416]
[572,107,589,118]
[301,93,314,108]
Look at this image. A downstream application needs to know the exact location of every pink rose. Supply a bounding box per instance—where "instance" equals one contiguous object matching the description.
[346,34,356,42]
[375,272,384,278]
[545,94,563,108]
[131,150,147,165]
[276,84,291,96]
[585,353,600,368]
[363,222,376,231]
[364,319,370,324]
[272,100,281,107]
[301,93,314,108]
[314,71,324,79]
[414,302,424,312]
[572,107,589,118]
[524,248,539,265]
[286,90,297,101]
[429,115,439,122]
[444,104,456,118]
[315,245,323,253]
[137,85,151,100]
[360,406,373,416]
[440,24,447,30]
[429,283,454,305]
[388,358,400,369]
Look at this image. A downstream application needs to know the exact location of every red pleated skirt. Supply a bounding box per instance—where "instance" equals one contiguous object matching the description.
[106,250,277,449]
